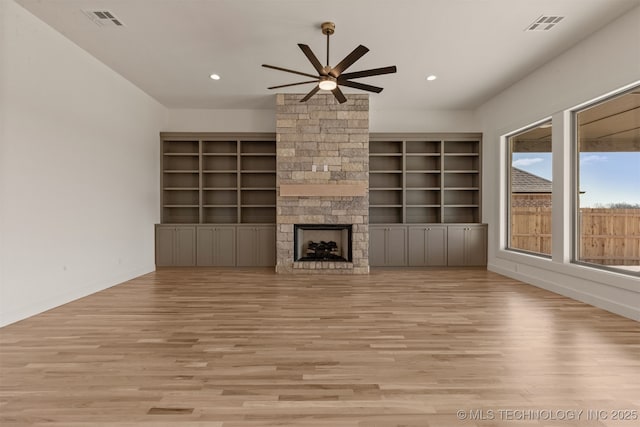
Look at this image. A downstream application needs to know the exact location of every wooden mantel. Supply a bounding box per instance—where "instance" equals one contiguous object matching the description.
[279,183,367,197]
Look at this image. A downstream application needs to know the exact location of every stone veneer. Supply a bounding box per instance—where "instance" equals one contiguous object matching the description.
[275,93,369,274]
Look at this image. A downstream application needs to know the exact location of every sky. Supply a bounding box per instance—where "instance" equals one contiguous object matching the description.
[512,152,640,207]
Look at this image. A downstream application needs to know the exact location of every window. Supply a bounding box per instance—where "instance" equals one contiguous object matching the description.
[575,87,640,275]
[507,120,552,256]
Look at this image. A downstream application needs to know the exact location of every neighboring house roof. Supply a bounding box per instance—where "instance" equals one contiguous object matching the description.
[512,167,552,193]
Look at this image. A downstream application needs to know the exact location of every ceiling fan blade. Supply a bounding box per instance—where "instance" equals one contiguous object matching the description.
[268,80,318,90]
[300,85,320,102]
[339,65,397,80]
[332,86,347,104]
[262,64,318,79]
[329,45,369,78]
[339,80,384,93]
[298,44,326,75]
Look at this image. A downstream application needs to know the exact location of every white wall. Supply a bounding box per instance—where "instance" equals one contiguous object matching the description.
[166,107,480,134]
[165,108,276,132]
[0,0,167,326]
[369,108,480,133]
[478,6,640,320]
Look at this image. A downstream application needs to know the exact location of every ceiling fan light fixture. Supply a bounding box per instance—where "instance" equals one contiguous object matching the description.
[318,77,337,91]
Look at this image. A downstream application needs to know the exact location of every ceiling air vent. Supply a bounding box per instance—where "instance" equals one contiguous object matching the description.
[82,10,124,27]
[525,15,564,31]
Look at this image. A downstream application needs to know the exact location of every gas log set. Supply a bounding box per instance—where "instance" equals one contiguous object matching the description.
[302,240,343,261]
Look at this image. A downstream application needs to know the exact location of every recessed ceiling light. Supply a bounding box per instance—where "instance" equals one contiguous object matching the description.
[210,74,221,80]
[426,75,437,81]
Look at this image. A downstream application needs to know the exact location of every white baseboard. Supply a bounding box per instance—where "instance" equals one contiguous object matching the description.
[0,264,155,327]
[488,263,640,322]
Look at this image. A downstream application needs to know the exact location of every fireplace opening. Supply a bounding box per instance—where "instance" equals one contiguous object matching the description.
[294,224,353,262]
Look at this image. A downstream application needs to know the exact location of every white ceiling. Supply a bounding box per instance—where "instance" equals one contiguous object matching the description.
[15,0,640,111]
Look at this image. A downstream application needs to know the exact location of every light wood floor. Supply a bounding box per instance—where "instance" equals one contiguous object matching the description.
[1,268,639,426]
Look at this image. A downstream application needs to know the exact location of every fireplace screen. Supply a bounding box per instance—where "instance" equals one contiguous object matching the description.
[294,224,353,262]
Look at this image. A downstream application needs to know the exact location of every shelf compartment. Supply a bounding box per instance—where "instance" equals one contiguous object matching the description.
[444,189,479,205]
[163,155,199,170]
[163,140,198,154]
[241,140,276,154]
[203,172,237,189]
[241,190,276,205]
[407,206,441,223]
[241,156,276,171]
[203,155,237,171]
[164,190,199,205]
[241,173,276,188]
[163,206,199,224]
[370,172,402,189]
[406,140,440,154]
[203,190,237,206]
[369,140,402,154]
[203,140,237,154]
[406,189,440,205]
[444,172,479,188]
[444,156,479,171]
[370,189,402,205]
[163,172,199,188]
[406,156,440,171]
[370,206,402,224]
[241,207,276,224]
[406,172,440,188]
[370,156,402,171]
[444,140,479,154]
[203,206,237,224]
[443,206,479,223]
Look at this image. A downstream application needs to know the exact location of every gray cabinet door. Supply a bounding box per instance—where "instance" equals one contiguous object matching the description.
[408,226,447,266]
[447,226,467,266]
[155,226,175,266]
[255,226,276,266]
[156,225,196,266]
[386,227,407,266]
[464,225,487,266]
[369,226,406,266]
[174,227,196,266]
[236,226,276,267]
[447,225,487,266]
[369,227,387,266]
[236,227,255,266]
[197,226,236,266]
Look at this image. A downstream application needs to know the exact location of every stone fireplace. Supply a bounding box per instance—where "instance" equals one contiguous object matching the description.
[275,93,369,274]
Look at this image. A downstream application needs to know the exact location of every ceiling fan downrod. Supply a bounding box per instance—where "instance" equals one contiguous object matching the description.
[321,21,335,68]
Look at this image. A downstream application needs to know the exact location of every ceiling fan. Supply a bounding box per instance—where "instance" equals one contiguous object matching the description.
[262,22,397,104]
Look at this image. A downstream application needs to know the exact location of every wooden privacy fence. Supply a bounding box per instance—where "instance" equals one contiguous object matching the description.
[511,208,640,265]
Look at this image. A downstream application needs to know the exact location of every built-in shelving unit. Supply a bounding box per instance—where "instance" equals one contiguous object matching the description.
[239,140,277,224]
[158,133,276,267]
[369,134,482,224]
[162,139,200,224]
[161,133,276,224]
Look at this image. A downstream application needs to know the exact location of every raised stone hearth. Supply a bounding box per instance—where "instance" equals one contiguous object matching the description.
[275,93,369,274]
